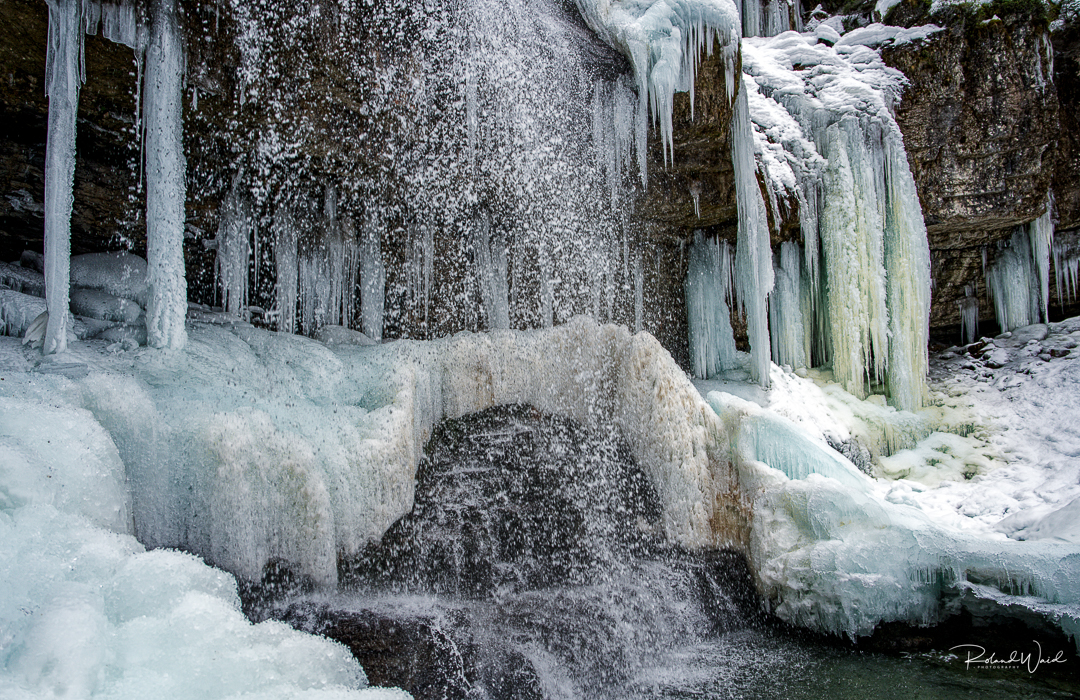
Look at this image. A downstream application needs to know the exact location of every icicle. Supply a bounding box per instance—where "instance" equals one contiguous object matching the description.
[539,238,554,328]
[633,252,643,333]
[144,0,187,350]
[959,285,978,345]
[42,0,84,355]
[986,230,1040,332]
[768,241,806,369]
[472,209,510,330]
[732,87,773,386]
[272,208,298,334]
[686,233,738,378]
[1053,230,1080,306]
[359,214,385,342]
[690,180,702,219]
[215,183,250,317]
[1029,199,1054,323]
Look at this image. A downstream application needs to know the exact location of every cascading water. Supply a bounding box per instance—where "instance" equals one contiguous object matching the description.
[243,405,758,699]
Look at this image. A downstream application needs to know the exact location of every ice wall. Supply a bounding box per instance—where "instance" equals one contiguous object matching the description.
[11,318,742,588]
[743,30,932,409]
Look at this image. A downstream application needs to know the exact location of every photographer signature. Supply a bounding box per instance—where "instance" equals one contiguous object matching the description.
[949,641,1068,673]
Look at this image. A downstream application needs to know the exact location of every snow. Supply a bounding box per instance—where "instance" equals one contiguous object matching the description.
[69,289,144,325]
[70,252,149,307]
[0,262,46,298]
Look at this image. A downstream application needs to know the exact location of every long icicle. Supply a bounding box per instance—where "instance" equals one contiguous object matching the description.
[144,0,188,350]
[42,0,84,355]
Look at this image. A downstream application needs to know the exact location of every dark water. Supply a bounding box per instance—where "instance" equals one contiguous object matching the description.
[244,405,1078,700]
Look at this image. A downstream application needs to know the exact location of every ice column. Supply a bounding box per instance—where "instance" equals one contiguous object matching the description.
[273,209,298,334]
[818,118,889,400]
[144,0,188,350]
[359,216,385,342]
[686,233,738,378]
[883,136,931,411]
[472,210,510,330]
[1029,202,1054,323]
[769,241,808,369]
[959,285,978,345]
[986,230,1039,332]
[42,0,83,355]
[732,88,774,386]
[216,186,251,317]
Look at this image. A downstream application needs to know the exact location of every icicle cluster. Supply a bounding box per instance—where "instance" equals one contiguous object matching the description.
[742,30,932,409]
[573,0,742,181]
[42,0,186,353]
[986,202,1055,333]
[685,233,738,377]
[1053,229,1080,306]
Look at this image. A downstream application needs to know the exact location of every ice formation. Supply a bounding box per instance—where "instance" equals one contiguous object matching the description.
[769,241,808,369]
[685,233,738,378]
[2,318,743,589]
[0,390,409,700]
[1054,228,1080,306]
[742,29,932,410]
[143,0,188,350]
[959,285,979,345]
[986,230,1041,332]
[42,0,83,355]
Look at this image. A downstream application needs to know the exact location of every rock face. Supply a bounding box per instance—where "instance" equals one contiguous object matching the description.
[880,8,1080,333]
[883,17,1058,242]
[1053,19,1080,231]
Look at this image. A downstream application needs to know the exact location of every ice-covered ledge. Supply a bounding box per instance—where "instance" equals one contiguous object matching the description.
[1,317,747,587]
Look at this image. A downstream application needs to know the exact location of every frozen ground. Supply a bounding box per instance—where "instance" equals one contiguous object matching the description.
[695,317,1080,545]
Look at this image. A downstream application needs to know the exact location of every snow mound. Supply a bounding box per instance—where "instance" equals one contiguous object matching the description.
[0,376,405,699]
